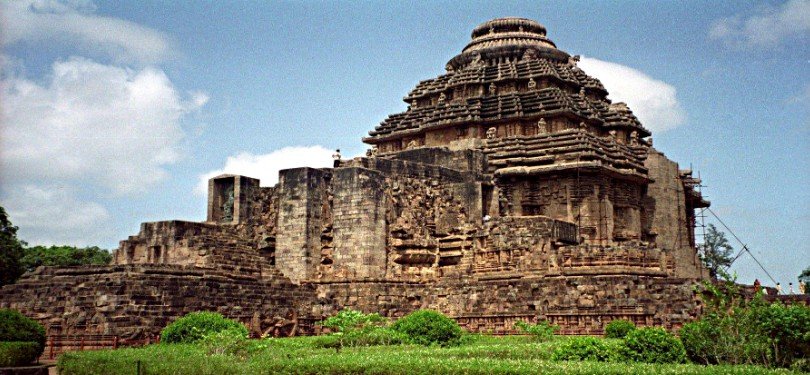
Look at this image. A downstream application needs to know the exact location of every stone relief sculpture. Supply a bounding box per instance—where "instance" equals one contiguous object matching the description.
[222,186,235,222]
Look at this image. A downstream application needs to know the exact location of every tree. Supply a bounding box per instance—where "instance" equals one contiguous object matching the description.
[20,245,111,272]
[0,206,26,286]
[699,224,734,279]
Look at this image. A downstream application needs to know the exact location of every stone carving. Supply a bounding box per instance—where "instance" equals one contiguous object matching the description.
[222,186,234,222]
[486,127,497,139]
[527,78,537,89]
[537,118,547,134]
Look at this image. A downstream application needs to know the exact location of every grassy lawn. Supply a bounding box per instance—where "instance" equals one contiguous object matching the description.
[57,335,793,375]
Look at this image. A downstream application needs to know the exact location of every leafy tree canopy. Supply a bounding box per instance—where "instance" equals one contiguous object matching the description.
[0,206,26,286]
[21,245,111,272]
[699,224,734,279]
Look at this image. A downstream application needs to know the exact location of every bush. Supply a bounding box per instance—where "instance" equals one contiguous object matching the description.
[750,302,810,367]
[622,327,686,364]
[514,320,559,342]
[316,309,406,349]
[551,336,617,362]
[682,278,810,368]
[391,310,462,346]
[160,311,248,344]
[679,319,721,364]
[318,309,384,333]
[604,319,635,339]
[0,309,46,358]
[0,342,40,367]
[199,328,251,358]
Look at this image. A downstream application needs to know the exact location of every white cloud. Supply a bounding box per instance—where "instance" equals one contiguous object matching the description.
[1,0,173,63]
[578,57,686,133]
[2,185,114,247]
[1,57,207,195]
[709,0,810,49]
[196,146,335,195]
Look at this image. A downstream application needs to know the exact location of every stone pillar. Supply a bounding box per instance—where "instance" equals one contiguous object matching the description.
[331,167,387,279]
[206,174,260,224]
[276,168,329,283]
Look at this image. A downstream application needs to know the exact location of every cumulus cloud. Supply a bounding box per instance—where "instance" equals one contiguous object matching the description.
[2,185,114,247]
[196,146,335,195]
[1,57,207,195]
[578,57,686,132]
[1,0,173,63]
[709,0,810,49]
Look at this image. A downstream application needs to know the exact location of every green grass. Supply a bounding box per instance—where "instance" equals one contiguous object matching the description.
[57,335,794,375]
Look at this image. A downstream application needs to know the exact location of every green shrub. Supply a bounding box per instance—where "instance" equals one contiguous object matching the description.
[316,309,405,349]
[514,320,559,342]
[0,309,46,357]
[160,311,248,344]
[622,327,686,364]
[551,336,617,362]
[391,310,462,346]
[318,308,384,333]
[604,319,635,339]
[750,302,810,368]
[679,319,721,364]
[199,327,250,358]
[683,278,810,368]
[0,342,40,367]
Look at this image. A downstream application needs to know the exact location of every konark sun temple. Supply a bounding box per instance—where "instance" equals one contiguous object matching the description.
[1,18,712,340]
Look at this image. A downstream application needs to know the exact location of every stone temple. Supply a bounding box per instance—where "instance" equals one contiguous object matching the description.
[1,18,710,339]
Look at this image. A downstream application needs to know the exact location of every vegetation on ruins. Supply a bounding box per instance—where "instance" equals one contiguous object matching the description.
[0,206,26,286]
[603,319,636,339]
[315,309,408,349]
[56,334,796,375]
[318,308,385,333]
[698,224,734,279]
[390,310,463,346]
[621,327,686,364]
[0,309,46,366]
[160,311,248,344]
[800,266,810,291]
[0,342,41,367]
[680,277,810,369]
[20,245,111,272]
[513,320,559,341]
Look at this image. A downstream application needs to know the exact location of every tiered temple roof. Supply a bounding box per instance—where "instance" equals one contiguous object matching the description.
[364,17,650,147]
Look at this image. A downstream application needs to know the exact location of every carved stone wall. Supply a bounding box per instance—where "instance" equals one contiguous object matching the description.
[0,265,316,339]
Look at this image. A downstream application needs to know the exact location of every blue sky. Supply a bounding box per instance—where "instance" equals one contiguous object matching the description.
[1,0,808,286]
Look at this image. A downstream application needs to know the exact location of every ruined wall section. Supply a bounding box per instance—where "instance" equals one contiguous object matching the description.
[276,168,331,283]
[329,167,387,280]
[312,275,699,336]
[235,186,280,267]
[336,153,484,282]
[644,149,707,279]
[0,265,317,339]
[112,221,276,277]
